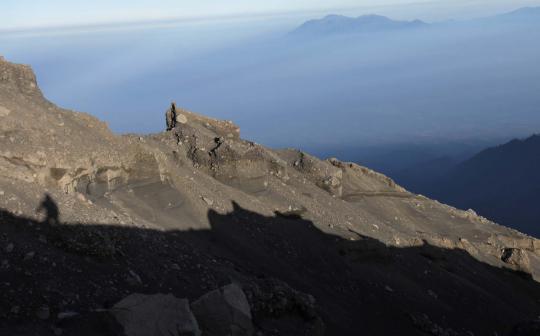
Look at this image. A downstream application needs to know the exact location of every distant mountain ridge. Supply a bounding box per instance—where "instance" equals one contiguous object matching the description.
[497,6,540,20]
[292,7,540,36]
[292,14,427,36]
[398,134,540,237]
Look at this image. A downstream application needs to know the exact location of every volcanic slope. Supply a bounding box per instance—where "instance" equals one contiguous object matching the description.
[1,57,540,335]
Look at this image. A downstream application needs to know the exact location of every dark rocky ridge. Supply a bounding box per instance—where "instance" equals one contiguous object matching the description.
[398,135,540,238]
[1,57,540,335]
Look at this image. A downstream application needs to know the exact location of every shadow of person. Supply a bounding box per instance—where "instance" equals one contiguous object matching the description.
[1,200,540,335]
[37,193,60,226]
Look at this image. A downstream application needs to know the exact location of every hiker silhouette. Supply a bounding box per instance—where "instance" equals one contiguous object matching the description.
[37,193,59,226]
[165,102,177,131]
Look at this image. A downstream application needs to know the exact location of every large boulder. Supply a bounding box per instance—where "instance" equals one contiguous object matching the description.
[111,293,200,336]
[191,283,254,336]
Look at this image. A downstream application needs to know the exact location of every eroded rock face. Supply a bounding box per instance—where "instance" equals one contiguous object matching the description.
[111,293,201,336]
[170,118,287,195]
[278,150,343,197]
[191,284,254,336]
[0,57,176,200]
[501,248,532,273]
[0,58,43,97]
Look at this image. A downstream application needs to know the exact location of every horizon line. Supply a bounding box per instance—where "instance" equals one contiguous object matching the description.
[0,3,534,36]
[0,1,444,35]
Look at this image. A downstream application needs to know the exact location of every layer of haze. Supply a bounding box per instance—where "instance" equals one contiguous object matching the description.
[1,0,432,30]
[5,0,540,30]
[1,2,540,168]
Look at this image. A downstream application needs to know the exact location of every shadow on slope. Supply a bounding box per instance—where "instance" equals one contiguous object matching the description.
[0,196,539,335]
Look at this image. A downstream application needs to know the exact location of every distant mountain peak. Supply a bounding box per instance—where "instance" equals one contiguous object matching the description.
[292,14,427,36]
[508,6,540,14]
[495,6,540,20]
[322,14,348,20]
[358,14,392,20]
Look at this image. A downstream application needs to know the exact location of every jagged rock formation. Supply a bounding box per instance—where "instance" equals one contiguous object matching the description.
[1,57,540,335]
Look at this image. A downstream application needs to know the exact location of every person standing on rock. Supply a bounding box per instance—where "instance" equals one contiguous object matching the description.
[165,102,177,131]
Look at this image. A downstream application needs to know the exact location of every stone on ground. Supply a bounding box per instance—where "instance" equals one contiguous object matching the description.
[111,293,200,336]
[191,283,254,336]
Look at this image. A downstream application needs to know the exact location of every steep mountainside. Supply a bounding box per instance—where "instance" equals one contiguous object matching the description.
[417,135,540,238]
[1,57,540,335]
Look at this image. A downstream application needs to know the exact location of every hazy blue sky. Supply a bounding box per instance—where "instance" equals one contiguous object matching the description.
[1,0,427,29]
[3,0,540,30]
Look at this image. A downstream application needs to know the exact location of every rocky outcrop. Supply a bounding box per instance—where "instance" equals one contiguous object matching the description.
[278,150,343,197]
[166,114,288,195]
[191,283,254,336]
[0,57,43,98]
[501,248,532,273]
[111,293,201,336]
[0,57,171,188]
